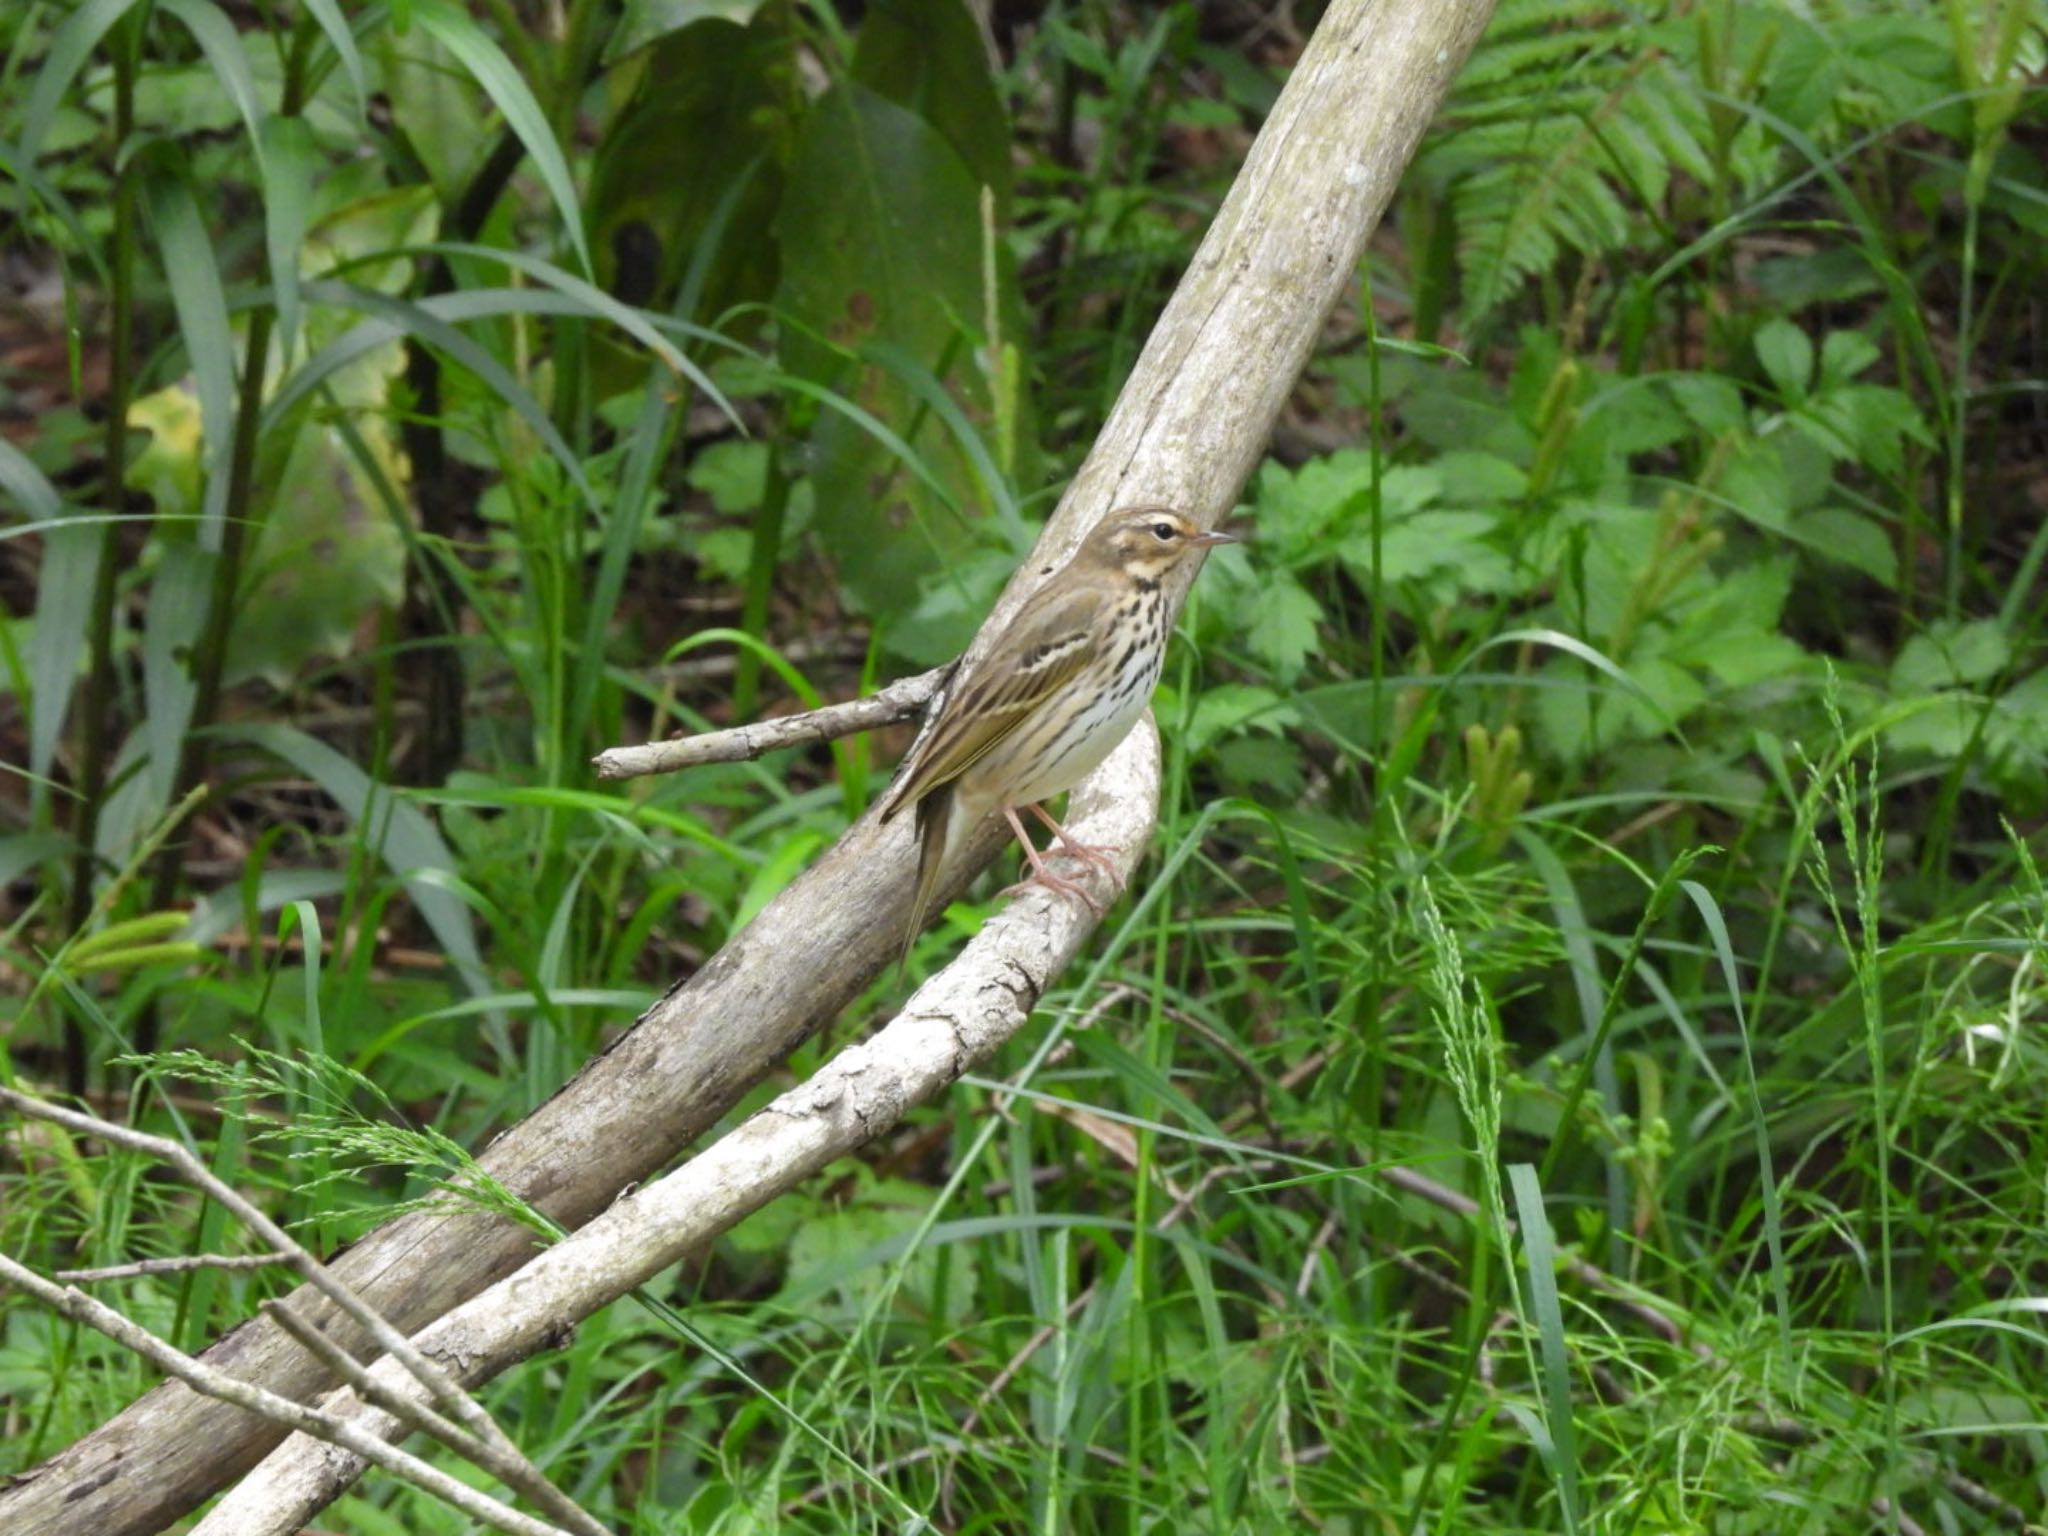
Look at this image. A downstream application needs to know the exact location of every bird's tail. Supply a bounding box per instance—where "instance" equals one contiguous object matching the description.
[897,782,956,985]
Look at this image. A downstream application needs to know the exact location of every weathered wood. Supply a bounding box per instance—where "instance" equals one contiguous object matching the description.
[0,2,1495,1529]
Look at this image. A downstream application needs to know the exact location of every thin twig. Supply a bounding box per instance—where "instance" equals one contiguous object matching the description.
[0,1087,600,1536]
[261,1302,608,1536]
[591,666,947,781]
[0,1255,570,1536]
[58,1252,292,1282]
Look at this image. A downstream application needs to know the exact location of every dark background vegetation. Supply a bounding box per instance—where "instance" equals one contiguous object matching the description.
[3,0,2046,1529]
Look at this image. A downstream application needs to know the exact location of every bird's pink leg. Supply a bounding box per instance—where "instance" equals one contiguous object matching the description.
[999,804,1105,915]
[1025,802,1122,878]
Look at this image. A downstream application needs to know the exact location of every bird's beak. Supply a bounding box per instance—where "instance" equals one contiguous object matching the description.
[1190,529,1240,547]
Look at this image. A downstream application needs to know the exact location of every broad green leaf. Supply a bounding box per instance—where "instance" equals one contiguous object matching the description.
[687,440,769,514]
[229,386,408,689]
[776,82,997,643]
[1186,684,1291,754]
[586,18,784,341]
[375,25,486,198]
[1714,436,1791,533]
[1661,371,1746,436]
[854,0,1012,213]
[1344,510,1500,586]
[1986,669,2048,789]
[606,0,766,62]
[1433,450,1528,505]
[1818,327,1880,384]
[1694,630,1806,689]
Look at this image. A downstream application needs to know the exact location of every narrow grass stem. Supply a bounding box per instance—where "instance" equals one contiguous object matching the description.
[60,18,141,1095]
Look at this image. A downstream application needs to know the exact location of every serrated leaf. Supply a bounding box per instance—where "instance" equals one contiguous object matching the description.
[1786,507,1898,587]
[1342,510,1499,586]
[1754,318,1813,401]
[1892,619,2010,694]
[1187,684,1290,754]
[1715,436,1792,533]
[1662,373,1747,436]
[686,440,769,514]
[1252,450,1376,558]
[1434,451,1527,504]
[1244,577,1324,683]
[1818,328,1880,384]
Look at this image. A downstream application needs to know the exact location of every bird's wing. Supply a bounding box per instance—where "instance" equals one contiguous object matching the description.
[878,583,1101,820]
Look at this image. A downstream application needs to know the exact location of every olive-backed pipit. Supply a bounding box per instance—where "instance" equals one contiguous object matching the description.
[878,507,1235,961]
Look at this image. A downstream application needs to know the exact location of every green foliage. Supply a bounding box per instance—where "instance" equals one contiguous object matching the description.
[2,0,2046,1532]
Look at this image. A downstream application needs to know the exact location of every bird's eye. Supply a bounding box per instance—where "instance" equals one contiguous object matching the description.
[1151,521,1175,542]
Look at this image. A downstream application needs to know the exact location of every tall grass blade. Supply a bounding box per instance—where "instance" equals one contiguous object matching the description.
[1680,878,1795,1361]
[1508,1162,1582,1534]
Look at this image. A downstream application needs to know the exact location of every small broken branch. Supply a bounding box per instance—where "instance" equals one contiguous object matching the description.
[591,667,948,781]
[57,1253,293,1282]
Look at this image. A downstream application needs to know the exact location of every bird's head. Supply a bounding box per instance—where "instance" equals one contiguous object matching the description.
[1080,507,1239,586]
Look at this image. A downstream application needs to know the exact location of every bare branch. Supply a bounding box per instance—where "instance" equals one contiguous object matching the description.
[262,1302,608,1536]
[58,1253,292,1282]
[591,667,947,780]
[0,1255,573,1536]
[0,1087,597,1536]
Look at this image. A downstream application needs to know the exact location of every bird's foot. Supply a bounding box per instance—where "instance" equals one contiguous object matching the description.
[1024,803,1123,879]
[1001,806,1109,915]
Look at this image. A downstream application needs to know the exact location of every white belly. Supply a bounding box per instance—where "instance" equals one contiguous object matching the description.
[994,648,1161,809]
